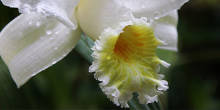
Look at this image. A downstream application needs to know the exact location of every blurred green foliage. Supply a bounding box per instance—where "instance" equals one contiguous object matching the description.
[0,51,122,109]
[168,0,220,110]
[0,0,220,110]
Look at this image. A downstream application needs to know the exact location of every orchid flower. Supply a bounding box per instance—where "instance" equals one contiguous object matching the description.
[0,0,188,108]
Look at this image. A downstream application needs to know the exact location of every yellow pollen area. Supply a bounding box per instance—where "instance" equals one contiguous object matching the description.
[113,25,161,62]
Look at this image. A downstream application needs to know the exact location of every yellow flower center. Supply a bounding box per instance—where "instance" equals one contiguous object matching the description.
[98,24,162,85]
[91,24,167,107]
[113,25,161,62]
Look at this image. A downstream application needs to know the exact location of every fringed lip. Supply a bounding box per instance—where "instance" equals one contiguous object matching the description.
[89,19,169,108]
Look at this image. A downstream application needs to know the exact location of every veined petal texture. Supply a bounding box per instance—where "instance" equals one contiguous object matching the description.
[0,13,81,87]
[153,11,178,51]
[115,0,188,19]
[76,0,187,42]
[1,0,80,29]
[76,0,134,40]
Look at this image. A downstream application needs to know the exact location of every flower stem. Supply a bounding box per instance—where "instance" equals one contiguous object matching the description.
[128,94,151,110]
[75,35,94,63]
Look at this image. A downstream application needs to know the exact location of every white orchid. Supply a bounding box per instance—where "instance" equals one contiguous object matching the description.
[0,0,188,108]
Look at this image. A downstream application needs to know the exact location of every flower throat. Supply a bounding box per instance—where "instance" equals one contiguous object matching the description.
[113,25,161,62]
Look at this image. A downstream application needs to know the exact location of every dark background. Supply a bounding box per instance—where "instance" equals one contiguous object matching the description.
[0,0,220,110]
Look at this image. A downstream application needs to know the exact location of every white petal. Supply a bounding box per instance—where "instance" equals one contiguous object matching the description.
[152,11,178,51]
[0,13,81,87]
[76,0,134,40]
[115,0,188,19]
[1,0,80,29]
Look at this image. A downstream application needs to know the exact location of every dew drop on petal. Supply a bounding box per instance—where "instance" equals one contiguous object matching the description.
[46,30,52,35]
[36,21,41,27]
[28,21,33,25]
[49,37,54,40]
[54,31,59,35]
[53,47,58,50]
[51,58,58,65]
[51,61,56,65]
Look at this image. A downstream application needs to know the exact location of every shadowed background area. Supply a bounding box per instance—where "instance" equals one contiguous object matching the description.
[0,0,220,110]
[168,0,220,110]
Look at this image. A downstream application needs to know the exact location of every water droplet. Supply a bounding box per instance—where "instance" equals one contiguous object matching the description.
[62,54,66,57]
[46,30,52,35]
[51,58,58,65]
[28,21,33,25]
[36,22,41,27]
[52,61,57,65]
[106,56,111,60]
[54,31,59,35]
[49,37,54,40]
[54,47,58,50]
